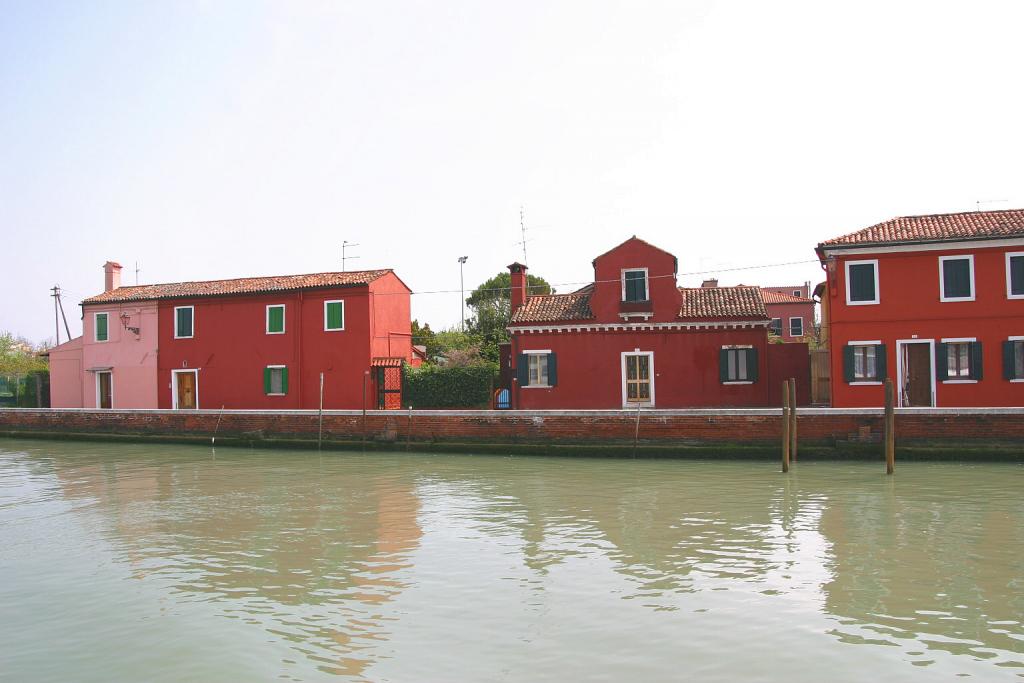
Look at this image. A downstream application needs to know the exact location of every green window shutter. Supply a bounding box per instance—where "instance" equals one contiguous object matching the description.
[842,345,855,383]
[719,349,730,382]
[547,353,557,386]
[96,314,107,341]
[263,367,271,394]
[1004,341,1017,380]
[747,347,759,382]
[281,367,289,394]
[268,306,284,333]
[935,342,949,381]
[875,344,887,380]
[326,302,343,329]
[516,354,529,385]
[969,342,984,381]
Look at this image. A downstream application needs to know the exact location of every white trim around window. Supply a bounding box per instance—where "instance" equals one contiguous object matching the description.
[1007,251,1024,300]
[173,306,195,339]
[789,317,803,337]
[938,254,975,302]
[721,344,754,384]
[847,340,883,385]
[620,350,655,407]
[1010,335,1024,383]
[620,267,650,302]
[266,304,286,334]
[266,364,287,396]
[940,337,978,383]
[845,259,880,306]
[324,300,345,331]
[94,312,109,342]
[522,350,552,388]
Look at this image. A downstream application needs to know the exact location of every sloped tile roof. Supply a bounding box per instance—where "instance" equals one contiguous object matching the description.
[760,289,812,304]
[819,209,1024,248]
[510,287,595,323]
[678,285,768,321]
[81,269,392,304]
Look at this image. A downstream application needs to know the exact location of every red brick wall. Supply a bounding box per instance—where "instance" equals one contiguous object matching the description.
[3,408,1023,448]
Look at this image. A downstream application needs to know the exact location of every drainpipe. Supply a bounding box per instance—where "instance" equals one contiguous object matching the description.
[296,290,303,408]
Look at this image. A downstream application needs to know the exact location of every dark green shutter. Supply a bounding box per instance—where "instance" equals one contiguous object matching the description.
[281,367,289,394]
[1004,341,1018,380]
[516,354,529,385]
[875,344,887,380]
[177,308,192,337]
[326,302,343,329]
[263,367,271,394]
[747,347,759,382]
[935,343,949,381]
[848,263,876,302]
[1011,255,1024,296]
[842,345,855,383]
[969,342,983,381]
[269,306,284,333]
[547,353,557,386]
[719,349,730,382]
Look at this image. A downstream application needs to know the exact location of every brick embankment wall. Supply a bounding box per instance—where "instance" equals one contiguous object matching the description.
[1,408,1022,458]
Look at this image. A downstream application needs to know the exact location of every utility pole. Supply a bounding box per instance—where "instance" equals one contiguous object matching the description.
[458,256,468,332]
[342,241,360,272]
[51,286,60,346]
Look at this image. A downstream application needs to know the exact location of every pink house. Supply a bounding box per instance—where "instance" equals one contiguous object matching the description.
[48,262,161,408]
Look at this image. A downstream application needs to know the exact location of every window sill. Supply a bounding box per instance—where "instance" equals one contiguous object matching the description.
[722,381,754,385]
[1011,379,1024,383]
[324,328,345,332]
[939,297,975,303]
[846,300,880,306]
[266,331,285,335]
[173,336,194,340]
[623,403,654,408]
[266,393,287,396]
[849,381,883,386]
[522,385,552,389]
[942,379,977,384]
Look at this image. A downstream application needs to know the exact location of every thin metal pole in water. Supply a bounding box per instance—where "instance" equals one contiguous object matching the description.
[318,372,324,450]
[788,378,798,462]
[884,377,895,475]
[211,405,225,446]
[633,402,642,458]
[781,381,791,473]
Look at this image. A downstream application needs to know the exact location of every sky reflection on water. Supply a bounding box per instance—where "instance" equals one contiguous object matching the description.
[1,440,1022,682]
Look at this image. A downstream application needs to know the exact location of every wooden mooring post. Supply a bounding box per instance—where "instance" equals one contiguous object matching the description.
[781,380,790,473]
[788,377,798,462]
[884,377,895,475]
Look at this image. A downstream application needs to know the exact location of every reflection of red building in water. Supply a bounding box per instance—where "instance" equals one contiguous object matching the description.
[73,267,415,409]
[817,209,1024,407]
[506,237,810,408]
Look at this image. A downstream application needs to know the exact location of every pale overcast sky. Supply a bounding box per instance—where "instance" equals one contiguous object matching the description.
[3,1,1023,343]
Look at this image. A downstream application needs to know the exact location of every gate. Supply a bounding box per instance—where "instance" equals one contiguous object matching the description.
[810,349,831,406]
[372,358,404,410]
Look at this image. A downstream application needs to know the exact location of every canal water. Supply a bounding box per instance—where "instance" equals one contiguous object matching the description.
[1,439,1022,682]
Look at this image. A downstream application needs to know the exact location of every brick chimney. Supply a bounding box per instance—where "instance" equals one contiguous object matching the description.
[701,278,719,288]
[104,261,123,292]
[508,262,528,314]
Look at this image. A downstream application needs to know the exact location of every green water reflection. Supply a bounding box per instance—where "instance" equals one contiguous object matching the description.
[0,439,1022,681]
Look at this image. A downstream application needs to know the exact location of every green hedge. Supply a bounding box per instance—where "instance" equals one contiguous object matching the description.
[402,363,497,409]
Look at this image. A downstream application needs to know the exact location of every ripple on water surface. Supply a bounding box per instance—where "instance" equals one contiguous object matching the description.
[0,440,1022,682]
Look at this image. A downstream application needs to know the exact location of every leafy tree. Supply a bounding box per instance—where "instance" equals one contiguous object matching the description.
[465,272,552,363]
[0,332,48,374]
[411,320,484,366]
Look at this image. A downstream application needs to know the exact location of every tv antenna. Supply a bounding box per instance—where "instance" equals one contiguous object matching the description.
[342,241,360,272]
[975,199,1008,212]
[516,206,530,266]
[135,261,141,285]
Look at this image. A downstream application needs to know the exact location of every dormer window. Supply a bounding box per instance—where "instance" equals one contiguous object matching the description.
[622,269,649,302]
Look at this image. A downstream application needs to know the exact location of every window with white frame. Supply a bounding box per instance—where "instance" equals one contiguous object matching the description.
[324,300,344,331]
[844,342,885,382]
[623,353,653,402]
[528,354,548,386]
[622,269,648,302]
[946,342,971,378]
[264,366,288,395]
[266,304,285,334]
[517,351,557,387]
[94,312,109,342]
[789,317,803,337]
[1007,252,1024,299]
[174,306,194,339]
[720,347,757,383]
[792,289,801,297]
[939,255,974,302]
[938,339,982,381]
[1006,338,1024,380]
[845,260,879,305]
[769,318,782,335]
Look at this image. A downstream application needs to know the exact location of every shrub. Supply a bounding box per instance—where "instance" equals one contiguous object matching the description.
[402,362,498,409]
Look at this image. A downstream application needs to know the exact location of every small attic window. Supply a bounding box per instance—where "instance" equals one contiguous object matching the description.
[622,269,648,302]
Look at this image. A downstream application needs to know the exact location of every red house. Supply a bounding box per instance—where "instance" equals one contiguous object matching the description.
[817,209,1024,407]
[507,237,778,409]
[83,269,414,410]
[759,284,815,341]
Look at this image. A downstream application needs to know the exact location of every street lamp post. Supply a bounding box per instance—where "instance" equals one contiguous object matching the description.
[458,256,468,331]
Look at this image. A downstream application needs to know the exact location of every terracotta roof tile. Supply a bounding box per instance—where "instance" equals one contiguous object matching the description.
[678,285,768,321]
[81,269,392,304]
[510,287,595,323]
[760,289,812,304]
[819,209,1024,248]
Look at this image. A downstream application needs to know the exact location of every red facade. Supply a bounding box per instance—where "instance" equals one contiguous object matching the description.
[760,286,815,341]
[508,237,786,409]
[142,270,412,410]
[818,209,1024,407]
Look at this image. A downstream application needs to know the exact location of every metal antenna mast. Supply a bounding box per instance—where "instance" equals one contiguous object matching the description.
[975,199,1008,212]
[518,206,529,266]
[342,241,360,272]
[135,261,141,285]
